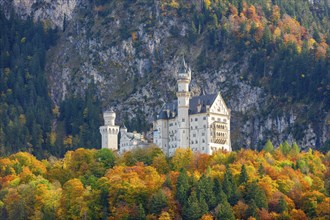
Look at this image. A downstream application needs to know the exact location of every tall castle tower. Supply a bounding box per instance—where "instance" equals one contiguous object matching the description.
[99,110,119,150]
[176,57,191,148]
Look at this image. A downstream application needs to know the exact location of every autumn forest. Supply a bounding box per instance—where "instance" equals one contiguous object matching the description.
[0,0,330,219]
[0,142,329,219]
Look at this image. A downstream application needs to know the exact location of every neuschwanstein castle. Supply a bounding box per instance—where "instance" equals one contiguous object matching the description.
[100,58,231,156]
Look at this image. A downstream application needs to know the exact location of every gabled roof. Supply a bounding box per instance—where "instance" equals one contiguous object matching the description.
[157,93,218,119]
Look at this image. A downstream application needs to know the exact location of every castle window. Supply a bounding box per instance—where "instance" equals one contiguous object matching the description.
[195,118,198,121]
[195,126,197,129]
[193,134,196,137]
[202,147,204,150]
[203,117,206,120]
[191,118,193,122]
[182,119,185,122]
[212,117,215,120]
[202,139,205,143]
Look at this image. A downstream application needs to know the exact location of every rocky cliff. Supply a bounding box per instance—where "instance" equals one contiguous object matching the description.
[2,0,329,151]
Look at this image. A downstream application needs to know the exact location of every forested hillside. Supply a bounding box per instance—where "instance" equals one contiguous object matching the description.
[0,146,329,219]
[0,0,329,157]
[0,12,102,157]
[0,12,56,157]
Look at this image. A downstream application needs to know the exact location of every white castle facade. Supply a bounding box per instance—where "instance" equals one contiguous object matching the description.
[99,111,147,152]
[153,58,231,156]
[100,58,231,156]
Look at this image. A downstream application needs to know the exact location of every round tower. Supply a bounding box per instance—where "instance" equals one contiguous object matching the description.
[99,109,119,150]
[104,110,116,126]
[176,57,191,148]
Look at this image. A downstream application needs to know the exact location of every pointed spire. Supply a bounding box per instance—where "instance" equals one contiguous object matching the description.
[200,88,206,96]
[178,55,188,73]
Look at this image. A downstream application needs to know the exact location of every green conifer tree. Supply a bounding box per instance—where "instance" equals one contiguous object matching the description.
[258,163,265,177]
[182,191,202,220]
[239,164,249,185]
[291,142,300,156]
[149,190,168,215]
[245,199,258,218]
[197,175,216,210]
[277,196,288,213]
[136,203,146,220]
[280,141,291,156]
[176,168,190,206]
[216,200,235,220]
[264,140,274,153]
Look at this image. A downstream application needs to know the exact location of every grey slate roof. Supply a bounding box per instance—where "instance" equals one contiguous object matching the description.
[157,93,218,119]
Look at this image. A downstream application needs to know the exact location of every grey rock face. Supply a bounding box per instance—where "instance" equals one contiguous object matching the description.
[2,0,328,150]
[0,0,77,28]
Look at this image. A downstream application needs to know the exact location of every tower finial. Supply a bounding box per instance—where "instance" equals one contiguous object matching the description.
[178,55,188,73]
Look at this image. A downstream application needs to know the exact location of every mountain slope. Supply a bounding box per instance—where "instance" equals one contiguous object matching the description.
[0,0,329,156]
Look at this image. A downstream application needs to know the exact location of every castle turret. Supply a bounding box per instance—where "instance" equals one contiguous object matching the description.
[120,124,127,134]
[176,57,191,148]
[99,110,119,150]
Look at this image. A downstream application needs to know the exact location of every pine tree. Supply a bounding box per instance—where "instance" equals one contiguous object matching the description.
[213,178,227,204]
[199,197,209,216]
[136,203,146,220]
[149,190,168,215]
[264,140,274,153]
[176,168,190,206]
[258,163,265,177]
[222,167,233,196]
[183,191,202,220]
[197,175,216,210]
[277,196,288,213]
[255,186,268,210]
[245,199,258,218]
[216,200,235,220]
[223,166,239,205]
[244,181,268,209]
[291,142,300,156]
[280,141,291,156]
[239,164,248,185]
